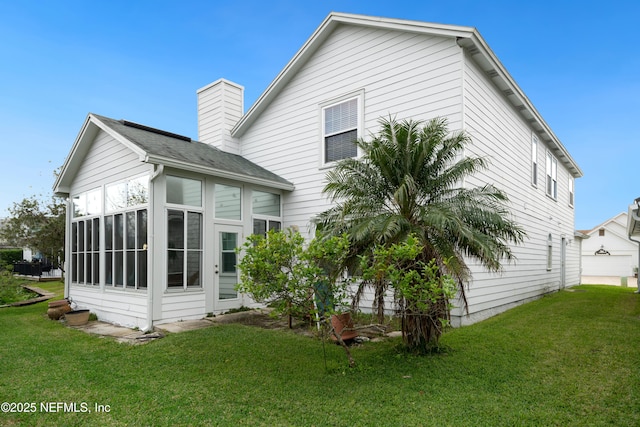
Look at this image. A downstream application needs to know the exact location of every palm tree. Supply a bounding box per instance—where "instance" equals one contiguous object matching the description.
[316,117,526,351]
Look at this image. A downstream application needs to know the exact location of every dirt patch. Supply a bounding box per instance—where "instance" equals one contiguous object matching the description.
[208,308,395,340]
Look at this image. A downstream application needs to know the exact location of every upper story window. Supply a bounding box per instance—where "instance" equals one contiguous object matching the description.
[322,92,363,165]
[568,177,574,207]
[531,135,538,186]
[546,151,558,200]
[166,175,201,207]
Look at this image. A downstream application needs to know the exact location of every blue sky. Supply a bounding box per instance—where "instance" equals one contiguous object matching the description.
[0,0,638,230]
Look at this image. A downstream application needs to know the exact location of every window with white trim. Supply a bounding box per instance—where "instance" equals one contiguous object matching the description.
[167,209,202,289]
[546,151,557,200]
[71,188,101,286]
[531,135,538,186]
[322,95,361,164]
[103,176,149,290]
[568,177,574,207]
[252,190,282,236]
[166,176,203,290]
[104,209,147,289]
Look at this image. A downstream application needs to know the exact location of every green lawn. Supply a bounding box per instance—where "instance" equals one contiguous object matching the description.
[0,282,638,426]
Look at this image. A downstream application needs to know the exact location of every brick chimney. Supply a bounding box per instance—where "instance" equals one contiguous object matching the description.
[196,79,244,154]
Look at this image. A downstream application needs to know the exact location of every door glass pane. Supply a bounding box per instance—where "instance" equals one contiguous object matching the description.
[219,232,238,299]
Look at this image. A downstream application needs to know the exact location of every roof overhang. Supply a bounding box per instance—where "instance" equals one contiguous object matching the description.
[53,114,147,196]
[54,114,295,196]
[144,154,295,191]
[231,12,582,179]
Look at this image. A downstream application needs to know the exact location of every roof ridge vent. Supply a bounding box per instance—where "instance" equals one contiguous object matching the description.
[122,120,191,142]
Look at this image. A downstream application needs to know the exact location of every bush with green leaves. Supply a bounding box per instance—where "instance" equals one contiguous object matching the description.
[236,229,350,328]
[360,235,456,352]
[0,248,23,272]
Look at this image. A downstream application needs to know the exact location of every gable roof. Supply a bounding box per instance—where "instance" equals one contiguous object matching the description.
[54,114,294,194]
[231,12,582,178]
[583,212,628,236]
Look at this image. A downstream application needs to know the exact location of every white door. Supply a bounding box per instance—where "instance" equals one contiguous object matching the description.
[213,225,243,311]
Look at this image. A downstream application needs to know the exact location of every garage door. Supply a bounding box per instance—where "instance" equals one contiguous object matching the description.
[582,255,633,276]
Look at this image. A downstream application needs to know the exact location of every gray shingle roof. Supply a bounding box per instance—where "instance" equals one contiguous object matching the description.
[93,114,293,190]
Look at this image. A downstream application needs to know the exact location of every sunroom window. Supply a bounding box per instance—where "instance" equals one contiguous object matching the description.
[252,190,282,236]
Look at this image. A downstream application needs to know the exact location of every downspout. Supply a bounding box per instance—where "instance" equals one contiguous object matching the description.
[64,196,72,299]
[141,164,164,332]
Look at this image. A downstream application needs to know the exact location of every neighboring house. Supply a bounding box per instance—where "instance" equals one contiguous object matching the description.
[580,212,639,278]
[54,12,583,329]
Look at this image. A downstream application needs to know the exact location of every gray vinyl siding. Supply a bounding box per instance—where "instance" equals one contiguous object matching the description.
[240,24,464,236]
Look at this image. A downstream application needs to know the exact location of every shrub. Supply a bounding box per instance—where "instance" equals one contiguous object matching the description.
[0,248,23,272]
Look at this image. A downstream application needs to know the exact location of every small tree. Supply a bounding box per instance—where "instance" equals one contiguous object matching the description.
[0,195,65,265]
[236,229,350,327]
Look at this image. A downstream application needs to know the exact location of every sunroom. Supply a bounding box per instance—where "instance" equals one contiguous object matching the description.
[54,114,293,329]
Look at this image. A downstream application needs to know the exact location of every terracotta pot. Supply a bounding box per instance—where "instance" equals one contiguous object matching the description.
[330,312,358,341]
[47,300,71,320]
[64,310,90,326]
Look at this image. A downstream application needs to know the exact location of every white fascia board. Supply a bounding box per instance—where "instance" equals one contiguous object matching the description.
[53,114,99,195]
[144,155,295,192]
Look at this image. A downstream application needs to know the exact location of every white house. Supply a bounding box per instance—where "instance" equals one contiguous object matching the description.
[580,212,639,279]
[54,12,583,329]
